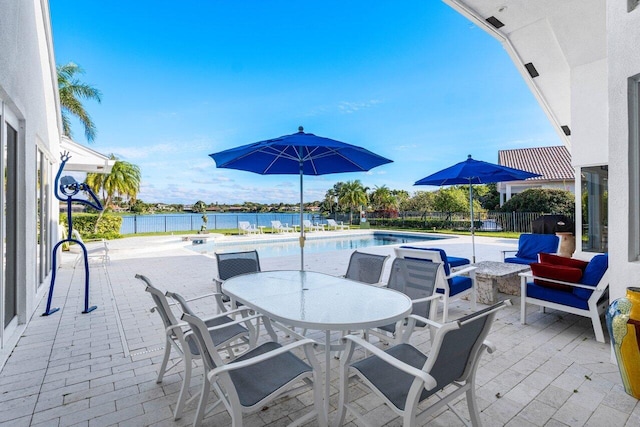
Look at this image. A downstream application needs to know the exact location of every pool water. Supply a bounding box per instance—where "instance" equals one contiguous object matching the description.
[188,232,446,258]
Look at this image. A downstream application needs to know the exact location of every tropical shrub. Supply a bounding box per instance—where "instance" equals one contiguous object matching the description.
[500,188,574,215]
[61,213,122,240]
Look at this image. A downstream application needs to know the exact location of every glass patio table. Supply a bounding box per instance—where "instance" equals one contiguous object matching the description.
[222,270,412,416]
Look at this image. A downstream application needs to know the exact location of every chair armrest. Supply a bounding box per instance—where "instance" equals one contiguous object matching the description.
[209,339,317,375]
[483,339,496,354]
[519,272,596,290]
[340,334,437,390]
[205,313,264,331]
[410,294,443,305]
[165,322,188,336]
[407,314,443,330]
[448,266,477,278]
[199,306,254,323]
[501,248,517,261]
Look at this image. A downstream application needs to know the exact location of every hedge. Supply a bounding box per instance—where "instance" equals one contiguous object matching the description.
[366,217,482,230]
[60,213,122,240]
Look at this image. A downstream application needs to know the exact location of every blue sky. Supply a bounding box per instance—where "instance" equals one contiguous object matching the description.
[50,1,560,205]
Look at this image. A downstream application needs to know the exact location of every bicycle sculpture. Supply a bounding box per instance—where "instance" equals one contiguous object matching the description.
[43,151,104,316]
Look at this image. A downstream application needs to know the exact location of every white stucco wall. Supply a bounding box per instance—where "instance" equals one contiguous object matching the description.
[607,3,640,300]
[571,58,608,167]
[0,0,60,332]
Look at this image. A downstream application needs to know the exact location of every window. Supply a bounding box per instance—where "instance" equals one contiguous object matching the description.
[36,148,52,289]
[581,166,608,253]
[630,74,640,260]
[2,115,18,328]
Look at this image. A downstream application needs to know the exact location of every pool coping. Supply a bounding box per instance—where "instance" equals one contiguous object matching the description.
[185,229,458,252]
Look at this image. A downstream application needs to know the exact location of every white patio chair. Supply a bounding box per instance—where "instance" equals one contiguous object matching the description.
[327,219,348,230]
[344,250,390,284]
[365,258,443,345]
[270,220,294,233]
[136,274,263,421]
[301,219,324,231]
[71,229,109,265]
[181,312,328,427]
[237,221,259,235]
[335,300,511,427]
[394,247,477,322]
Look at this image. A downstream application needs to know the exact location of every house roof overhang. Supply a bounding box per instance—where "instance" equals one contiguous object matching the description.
[60,135,115,173]
[443,0,606,150]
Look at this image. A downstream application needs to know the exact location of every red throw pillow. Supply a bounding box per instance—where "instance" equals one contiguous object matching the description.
[538,253,589,271]
[530,263,583,291]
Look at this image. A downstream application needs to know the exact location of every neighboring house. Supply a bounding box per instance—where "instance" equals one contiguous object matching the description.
[0,0,111,361]
[445,0,638,301]
[496,146,574,206]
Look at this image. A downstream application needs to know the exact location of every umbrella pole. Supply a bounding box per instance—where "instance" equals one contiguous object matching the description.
[469,181,476,263]
[299,159,305,271]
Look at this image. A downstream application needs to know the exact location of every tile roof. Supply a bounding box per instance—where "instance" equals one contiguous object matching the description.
[498,146,573,181]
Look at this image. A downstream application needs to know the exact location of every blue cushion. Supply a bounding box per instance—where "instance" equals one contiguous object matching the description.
[504,256,537,265]
[581,254,608,285]
[573,254,608,300]
[400,246,450,275]
[516,234,560,260]
[526,282,588,310]
[447,256,471,268]
[436,276,472,297]
[399,246,471,275]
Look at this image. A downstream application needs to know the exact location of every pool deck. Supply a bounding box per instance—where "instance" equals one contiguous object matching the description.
[0,231,638,426]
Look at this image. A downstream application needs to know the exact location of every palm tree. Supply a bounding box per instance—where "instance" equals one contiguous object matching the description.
[57,62,102,142]
[392,189,411,211]
[370,185,398,213]
[86,156,141,232]
[321,185,340,214]
[338,180,368,224]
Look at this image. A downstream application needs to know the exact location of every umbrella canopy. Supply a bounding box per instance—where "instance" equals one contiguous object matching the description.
[415,155,541,262]
[210,126,393,270]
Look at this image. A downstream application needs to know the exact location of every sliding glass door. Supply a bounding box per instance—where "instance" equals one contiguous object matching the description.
[1,103,18,332]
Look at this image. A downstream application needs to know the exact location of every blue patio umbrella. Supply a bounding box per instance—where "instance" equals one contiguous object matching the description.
[415,155,541,262]
[210,126,393,270]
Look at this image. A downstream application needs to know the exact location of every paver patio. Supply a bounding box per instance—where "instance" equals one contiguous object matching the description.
[0,233,638,426]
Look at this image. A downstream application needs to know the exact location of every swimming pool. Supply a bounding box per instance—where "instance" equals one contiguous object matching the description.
[188,232,447,258]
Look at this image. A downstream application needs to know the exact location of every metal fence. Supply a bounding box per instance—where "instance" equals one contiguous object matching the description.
[365,211,574,233]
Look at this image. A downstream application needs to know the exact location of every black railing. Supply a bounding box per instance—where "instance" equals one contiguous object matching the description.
[365,211,574,233]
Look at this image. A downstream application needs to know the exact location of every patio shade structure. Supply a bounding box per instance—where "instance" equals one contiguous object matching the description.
[414,154,541,262]
[210,126,393,270]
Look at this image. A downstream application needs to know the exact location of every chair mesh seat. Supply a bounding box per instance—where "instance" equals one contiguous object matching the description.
[229,342,312,407]
[351,343,430,410]
[185,316,249,355]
